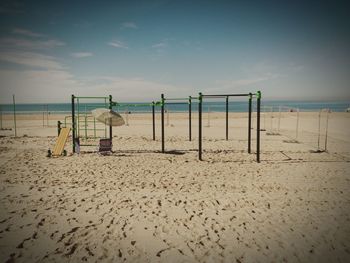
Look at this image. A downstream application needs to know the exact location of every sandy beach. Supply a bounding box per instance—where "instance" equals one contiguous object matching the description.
[0,112,349,262]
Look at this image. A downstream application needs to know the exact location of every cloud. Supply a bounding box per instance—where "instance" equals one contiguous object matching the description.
[152,42,166,48]
[0,71,185,103]
[0,37,65,50]
[121,22,138,29]
[108,40,128,49]
[0,51,63,70]
[0,68,79,103]
[71,52,93,58]
[13,28,43,38]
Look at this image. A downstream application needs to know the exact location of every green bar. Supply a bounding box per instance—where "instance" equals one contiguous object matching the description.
[113,103,152,107]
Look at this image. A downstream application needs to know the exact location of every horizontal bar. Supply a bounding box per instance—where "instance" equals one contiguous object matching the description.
[74,96,109,99]
[165,102,189,105]
[80,128,106,130]
[115,104,152,107]
[165,98,187,100]
[203,93,251,97]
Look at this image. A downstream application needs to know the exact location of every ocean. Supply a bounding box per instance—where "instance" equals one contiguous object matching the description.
[0,101,349,114]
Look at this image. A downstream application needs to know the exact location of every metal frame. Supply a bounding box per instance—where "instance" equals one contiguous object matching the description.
[160,94,200,153]
[198,91,261,162]
[71,95,112,153]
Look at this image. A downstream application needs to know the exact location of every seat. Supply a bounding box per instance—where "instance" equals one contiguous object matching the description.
[99,138,112,155]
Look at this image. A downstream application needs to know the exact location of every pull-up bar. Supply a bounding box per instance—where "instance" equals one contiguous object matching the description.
[203,93,251,98]
[160,94,200,152]
[198,91,261,162]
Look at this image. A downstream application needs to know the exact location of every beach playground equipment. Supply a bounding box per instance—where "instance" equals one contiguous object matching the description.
[160,91,262,162]
[60,92,262,163]
[70,95,114,153]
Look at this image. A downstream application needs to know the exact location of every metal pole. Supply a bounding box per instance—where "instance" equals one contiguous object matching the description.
[77,98,80,138]
[256,91,261,163]
[189,96,192,141]
[109,95,112,140]
[278,106,281,133]
[270,106,273,131]
[199,93,203,160]
[226,96,228,140]
[71,95,76,153]
[46,104,49,127]
[317,109,321,150]
[152,102,155,141]
[161,94,165,153]
[0,104,2,130]
[94,116,96,138]
[13,95,17,137]
[296,108,300,140]
[42,105,45,127]
[57,121,61,136]
[324,109,330,152]
[248,93,252,153]
[85,115,87,140]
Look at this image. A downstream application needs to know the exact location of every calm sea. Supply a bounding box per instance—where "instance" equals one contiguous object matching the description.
[0,101,349,114]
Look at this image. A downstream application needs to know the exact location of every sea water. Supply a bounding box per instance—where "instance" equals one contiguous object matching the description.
[0,101,349,114]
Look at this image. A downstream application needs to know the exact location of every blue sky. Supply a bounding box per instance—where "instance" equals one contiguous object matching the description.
[0,0,349,103]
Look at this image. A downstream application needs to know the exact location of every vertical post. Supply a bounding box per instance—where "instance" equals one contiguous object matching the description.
[71,95,76,153]
[46,104,49,127]
[278,105,282,133]
[85,115,87,140]
[109,95,112,140]
[296,108,300,141]
[161,94,165,153]
[324,109,330,152]
[199,93,203,160]
[152,102,155,141]
[270,106,273,131]
[77,98,80,138]
[93,116,96,138]
[248,93,252,153]
[57,121,61,136]
[189,96,192,141]
[42,105,45,127]
[13,95,17,137]
[0,104,3,130]
[317,109,321,150]
[226,96,229,140]
[256,91,261,163]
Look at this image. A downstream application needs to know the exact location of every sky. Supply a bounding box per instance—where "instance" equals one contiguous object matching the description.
[0,0,349,103]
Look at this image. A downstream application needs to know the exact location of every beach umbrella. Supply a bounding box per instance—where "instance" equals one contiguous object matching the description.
[91,108,125,126]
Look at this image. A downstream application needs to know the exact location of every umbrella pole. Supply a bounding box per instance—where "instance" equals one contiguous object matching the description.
[109,95,113,140]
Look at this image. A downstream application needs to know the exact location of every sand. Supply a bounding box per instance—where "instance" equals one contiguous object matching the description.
[0,112,350,262]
